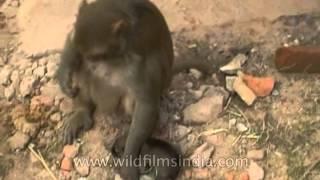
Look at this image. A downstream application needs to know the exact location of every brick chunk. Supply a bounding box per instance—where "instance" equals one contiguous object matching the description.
[275,47,320,73]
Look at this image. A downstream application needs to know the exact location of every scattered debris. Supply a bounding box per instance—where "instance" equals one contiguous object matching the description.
[220,54,247,74]
[233,77,256,106]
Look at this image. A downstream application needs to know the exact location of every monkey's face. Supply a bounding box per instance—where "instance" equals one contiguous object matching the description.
[74,2,130,62]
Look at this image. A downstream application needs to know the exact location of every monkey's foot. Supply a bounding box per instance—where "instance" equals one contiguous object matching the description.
[121,166,140,180]
[63,110,93,145]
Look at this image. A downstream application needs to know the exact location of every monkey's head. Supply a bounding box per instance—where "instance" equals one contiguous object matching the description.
[73,0,132,62]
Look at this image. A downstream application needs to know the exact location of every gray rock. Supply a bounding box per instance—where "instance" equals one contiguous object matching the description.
[183,87,228,124]
[19,76,38,97]
[8,131,30,150]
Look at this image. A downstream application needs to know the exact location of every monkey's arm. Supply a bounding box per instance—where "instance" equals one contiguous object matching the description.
[56,33,81,97]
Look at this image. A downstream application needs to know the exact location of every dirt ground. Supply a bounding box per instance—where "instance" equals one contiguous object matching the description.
[0,0,320,180]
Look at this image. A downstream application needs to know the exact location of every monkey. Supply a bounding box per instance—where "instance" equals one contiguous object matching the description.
[56,0,213,179]
[111,133,181,180]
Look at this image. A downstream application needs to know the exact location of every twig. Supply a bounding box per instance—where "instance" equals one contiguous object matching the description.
[232,134,242,146]
[300,158,320,180]
[28,145,58,180]
[232,105,249,124]
[223,95,233,111]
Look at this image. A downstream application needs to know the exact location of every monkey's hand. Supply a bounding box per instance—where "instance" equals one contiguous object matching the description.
[56,69,79,98]
[63,109,93,145]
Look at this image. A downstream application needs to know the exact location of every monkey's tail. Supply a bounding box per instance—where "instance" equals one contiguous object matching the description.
[172,59,214,75]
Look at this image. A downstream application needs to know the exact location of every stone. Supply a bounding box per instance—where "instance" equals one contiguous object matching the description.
[229,118,237,128]
[33,66,46,78]
[275,47,320,73]
[189,143,214,168]
[19,76,38,97]
[50,112,62,122]
[63,144,79,158]
[233,77,256,106]
[75,162,90,177]
[13,116,40,137]
[183,87,228,124]
[4,86,15,100]
[40,80,63,98]
[220,54,247,74]
[247,161,264,180]
[190,69,202,79]
[204,133,226,146]
[46,61,58,78]
[236,123,248,132]
[225,76,237,92]
[239,171,250,180]
[247,149,264,160]
[30,95,55,109]
[0,66,13,85]
[174,125,192,140]
[191,168,211,179]
[31,61,38,70]
[10,70,20,87]
[8,131,30,150]
[114,174,123,180]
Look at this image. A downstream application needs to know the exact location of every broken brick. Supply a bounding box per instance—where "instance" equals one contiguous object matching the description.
[275,46,320,73]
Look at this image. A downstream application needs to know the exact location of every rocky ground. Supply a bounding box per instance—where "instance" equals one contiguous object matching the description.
[0,0,320,180]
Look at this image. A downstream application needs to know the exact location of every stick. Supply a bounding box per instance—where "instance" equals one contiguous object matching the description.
[28,145,58,180]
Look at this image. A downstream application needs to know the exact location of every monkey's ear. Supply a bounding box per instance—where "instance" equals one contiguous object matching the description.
[112,20,129,35]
